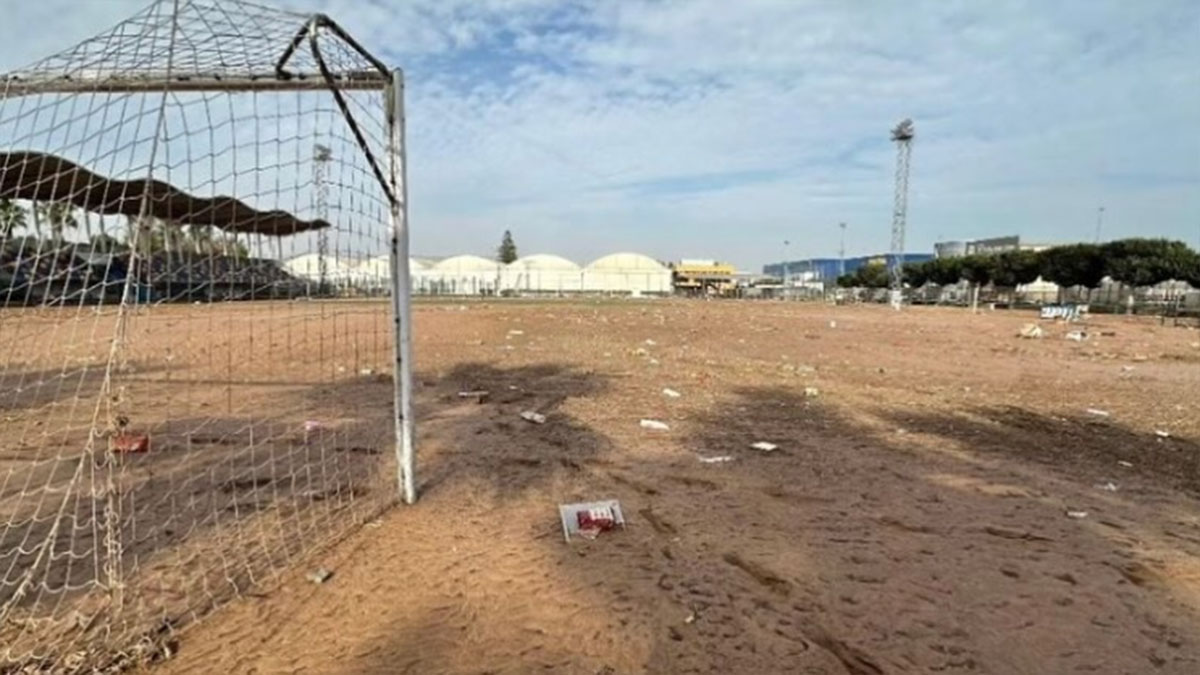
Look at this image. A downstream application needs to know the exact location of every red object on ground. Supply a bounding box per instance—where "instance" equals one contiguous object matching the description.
[577,506,616,534]
[112,433,150,454]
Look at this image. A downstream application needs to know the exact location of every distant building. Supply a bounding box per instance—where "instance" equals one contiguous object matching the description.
[672,259,737,295]
[935,235,1053,257]
[762,254,933,284]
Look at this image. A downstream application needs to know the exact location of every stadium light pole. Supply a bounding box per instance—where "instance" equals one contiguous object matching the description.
[838,222,847,278]
[783,239,791,286]
[1094,206,1105,244]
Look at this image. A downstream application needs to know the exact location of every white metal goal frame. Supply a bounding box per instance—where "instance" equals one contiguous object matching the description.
[0,0,414,668]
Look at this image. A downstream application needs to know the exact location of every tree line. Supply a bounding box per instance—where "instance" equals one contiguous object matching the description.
[836,239,1200,290]
[0,197,249,258]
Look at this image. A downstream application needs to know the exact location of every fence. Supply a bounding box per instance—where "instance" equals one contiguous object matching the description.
[0,1,414,669]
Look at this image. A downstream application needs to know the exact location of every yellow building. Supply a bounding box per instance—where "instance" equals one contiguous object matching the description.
[672,258,737,295]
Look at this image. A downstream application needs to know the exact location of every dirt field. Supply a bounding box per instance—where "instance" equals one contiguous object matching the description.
[9,298,1200,673]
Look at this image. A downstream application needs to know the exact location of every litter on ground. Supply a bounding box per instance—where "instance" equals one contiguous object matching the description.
[1086,408,1110,418]
[1155,430,1171,439]
[307,568,333,584]
[559,500,625,542]
[750,441,778,452]
[662,388,682,398]
[640,419,670,431]
[1018,324,1044,339]
[1118,460,1134,468]
[520,411,547,424]
[1066,510,1089,519]
[1065,331,1088,342]
[1097,482,1118,492]
[112,433,150,454]
[697,455,734,464]
[804,387,820,398]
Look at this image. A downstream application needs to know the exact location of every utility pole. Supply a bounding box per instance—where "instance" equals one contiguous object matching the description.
[782,239,791,286]
[313,143,332,295]
[889,119,914,310]
[1094,206,1105,244]
[838,222,847,278]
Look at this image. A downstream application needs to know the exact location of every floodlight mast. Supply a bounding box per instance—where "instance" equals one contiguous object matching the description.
[313,144,332,294]
[889,118,914,310]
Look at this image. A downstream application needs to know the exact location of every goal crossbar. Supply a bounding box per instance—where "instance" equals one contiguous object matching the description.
[1,72,389,96]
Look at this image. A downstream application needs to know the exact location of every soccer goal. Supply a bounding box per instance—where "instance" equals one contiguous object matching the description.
[0,0,414,668]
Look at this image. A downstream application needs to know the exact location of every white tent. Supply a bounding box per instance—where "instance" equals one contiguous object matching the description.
[503,254,583,294]
[427,254,502,295]
[350,255,431,293]
[583,252,672,295]
[283,253,355,290]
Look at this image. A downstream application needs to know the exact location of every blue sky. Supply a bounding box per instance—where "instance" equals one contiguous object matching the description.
[2,0,1198,270]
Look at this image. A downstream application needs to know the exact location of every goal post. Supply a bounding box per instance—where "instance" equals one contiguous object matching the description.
[386,68,416,505]
[0,0,414,668]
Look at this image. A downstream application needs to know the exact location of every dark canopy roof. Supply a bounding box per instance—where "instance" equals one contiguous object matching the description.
[0,151,328,236]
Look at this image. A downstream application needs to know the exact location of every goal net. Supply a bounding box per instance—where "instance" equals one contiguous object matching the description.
[0,0,413,668]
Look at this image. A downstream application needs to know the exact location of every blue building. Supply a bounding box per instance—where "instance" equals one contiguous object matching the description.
[763,254,933,283]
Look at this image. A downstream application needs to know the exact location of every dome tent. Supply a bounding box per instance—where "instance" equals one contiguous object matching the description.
[503,254,583,294]
[583,252,672,294]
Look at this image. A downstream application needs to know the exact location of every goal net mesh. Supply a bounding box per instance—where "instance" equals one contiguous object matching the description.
[0,1,400,668]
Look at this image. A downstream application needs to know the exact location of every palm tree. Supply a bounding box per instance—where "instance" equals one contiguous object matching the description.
[36,202,78,244]
[188,224,215,255]
[0,199,26,240]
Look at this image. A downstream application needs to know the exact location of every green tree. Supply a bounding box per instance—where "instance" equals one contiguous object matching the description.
[1100,239,1199,287]
[497,229,517,264]
[36,202,78,243]
[1038,244,1106,289]
[188,224,216,254]
[0,199,26,239]
[837,261,889,288]
[927,257,965,286]
[904,260,933,288]
[989,250,1042,287]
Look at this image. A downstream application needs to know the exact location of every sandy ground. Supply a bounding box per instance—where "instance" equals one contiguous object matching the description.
[9,298,1200,673]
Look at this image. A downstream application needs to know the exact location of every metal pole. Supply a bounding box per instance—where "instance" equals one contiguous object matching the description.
[386,69,416,504]
[1094,206,1105,244]
[838,222,846,278]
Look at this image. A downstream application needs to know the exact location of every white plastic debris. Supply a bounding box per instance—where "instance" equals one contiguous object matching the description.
[520,411,547,424]
[1117,460,1133,468]
[750,441,778,452]
[458,390,489,398]
[649,358,660,365]
[1086,408,1110,418]
[1155,430,1171,439]
[1065,331,1087,342]
[804,387,820,398]
[645,339,657,346]
[640,419,670,431]
[303,420,323,434]
[1018,324,1044,339]
[829,320,837,329]
[697,455,734,464]
[359,367,376,376]
[1066,510,1089,519]
[307,568,333,584]
[662,388,682,398]
[1097,482,1119,492]
[507,329,525,336]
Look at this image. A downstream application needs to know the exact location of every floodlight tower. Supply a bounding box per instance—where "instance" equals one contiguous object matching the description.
[838,222,847,278]
[889,119,914,310]
[313,143,332,294]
